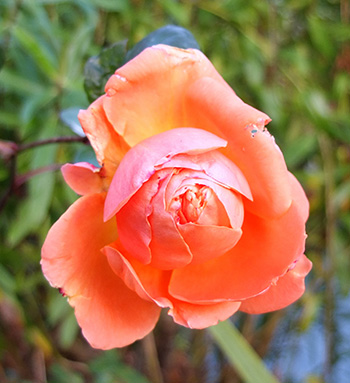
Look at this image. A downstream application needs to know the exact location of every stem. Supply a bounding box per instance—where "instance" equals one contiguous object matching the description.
[0,155,16,212]
[0,135,88,214]
[15,164,63,187]
[319,134,337,381]
[17,136,88,153]
[141,332,164,383]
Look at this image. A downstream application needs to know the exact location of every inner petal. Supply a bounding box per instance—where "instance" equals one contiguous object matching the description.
[167,172,236,228]
[176,184,212,224]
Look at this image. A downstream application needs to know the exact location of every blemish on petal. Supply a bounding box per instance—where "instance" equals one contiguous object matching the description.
[58,287,67,297]
[107,88,117,97]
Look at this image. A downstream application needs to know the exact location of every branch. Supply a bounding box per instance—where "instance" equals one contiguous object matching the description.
[17,136,89,153]
[0,135,89,214]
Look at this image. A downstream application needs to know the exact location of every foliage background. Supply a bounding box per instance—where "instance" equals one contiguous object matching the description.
[0,0,349,382]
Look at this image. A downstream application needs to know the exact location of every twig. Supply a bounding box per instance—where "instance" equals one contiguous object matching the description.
[17,136,88,153]
[0,155,16,212]
[142,332,164,383]
[15,164,63,187]
[0,135,89,214]
[319,134,337,381]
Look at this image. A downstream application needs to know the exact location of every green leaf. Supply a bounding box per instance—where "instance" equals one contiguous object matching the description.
[60,107,85,137]
[48,291,72,326]
[84,40,127,102]
[49,364,84,383]
[209,320,280,383]
[90,350,151,383]
[0,68,45,95]
[7,116,58,246]
[125,25,200,63]
[0,264,16,295]
[308,16,335,59]
[59,309,79,349]
[283,134,317,168]
[0,40,6,71]
[90,0,129,12]
[13,25,58,79]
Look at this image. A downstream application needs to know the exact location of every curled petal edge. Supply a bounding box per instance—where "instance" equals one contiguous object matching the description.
[61,162,105,195]
[104,128,228,221]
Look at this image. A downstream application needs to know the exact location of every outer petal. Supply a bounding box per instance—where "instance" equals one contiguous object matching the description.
[178,223,242,265]
[61,163,105,195]
[41,193,160,349]
[240,254,312,314]
[78,96,130,182]
[103,241,172,308]
[104,127,228,221]
[184,77,292,219]
[169,179,308,303]
[169,300,241,329]
[104,242,241,329]
[103,45,230,147]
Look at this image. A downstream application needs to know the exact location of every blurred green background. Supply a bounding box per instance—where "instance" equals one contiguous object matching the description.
[0,1,349,382]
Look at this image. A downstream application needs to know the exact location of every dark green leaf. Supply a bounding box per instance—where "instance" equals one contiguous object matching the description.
[84,40,127,102]
[0,40,6,71]
[125,25,200,63]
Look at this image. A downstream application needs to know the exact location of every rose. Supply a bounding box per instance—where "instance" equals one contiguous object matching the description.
[41,44,311,350]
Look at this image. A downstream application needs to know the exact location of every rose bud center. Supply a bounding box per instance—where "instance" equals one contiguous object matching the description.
[176,185,212,224]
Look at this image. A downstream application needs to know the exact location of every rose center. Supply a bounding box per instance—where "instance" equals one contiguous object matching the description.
[173,185,212,224]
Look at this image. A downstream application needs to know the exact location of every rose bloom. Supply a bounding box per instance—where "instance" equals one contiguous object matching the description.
[41,44,312,350]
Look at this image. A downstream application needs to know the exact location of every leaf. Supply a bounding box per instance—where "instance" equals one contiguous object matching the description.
[48,291,72,326]
[73,145,99,167]
[13,25,58,79]
[90,0,129,12]
[90,350,151,383]
[60,107,85,137]
[0,40,5,71]
[7,116,58,246]
[59,309,79,349]
[0,68,45,95]
[84,40,127,102]
[125,25,200,63]
[49,364,84,383]
[209,320,280,383]
[308,16,335,59]
[283,134,317,168]
[0,264,16,295]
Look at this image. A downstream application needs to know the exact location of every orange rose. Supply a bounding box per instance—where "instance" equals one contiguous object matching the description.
[41,45,311,350]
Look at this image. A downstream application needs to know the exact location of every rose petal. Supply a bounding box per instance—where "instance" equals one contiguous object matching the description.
[104,242,241,329]
[148,172,193,269]
[165,170,244,229]
[103,241,172,308]
[78,96,130,182]
[116,172,163,265]
[185,77,293,219]
[41,193,160,349]
[103,45,230,147]
[240,254,312,314]
[157,151,252,201]
[169,181,308,303]
[178,223,242,265]
[61,163,105,195]
[104,127,227,221]
[169,300,241,329]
